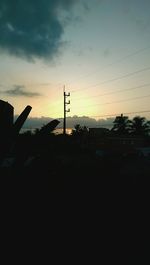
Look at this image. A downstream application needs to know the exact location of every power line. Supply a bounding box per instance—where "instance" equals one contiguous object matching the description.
[70,66,150,93]
[72,94,150,109]
[89,110,150,118]
[47,110,150,121]
[17,48,150,115]
[32,65,150,113]
[67,45,150,87]
[72,83,150,101]
[31,88,150,120]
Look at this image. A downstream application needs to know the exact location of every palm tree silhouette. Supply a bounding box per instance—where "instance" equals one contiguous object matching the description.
[112,114,131,135]
[130,116,150,136]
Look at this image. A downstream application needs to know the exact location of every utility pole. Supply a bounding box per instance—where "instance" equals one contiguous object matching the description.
[63,86,70,135]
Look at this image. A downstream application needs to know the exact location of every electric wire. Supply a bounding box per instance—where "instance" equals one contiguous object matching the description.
[72,83,150,101]
[67,45,150,86]
[70,66,150,93]
[71,94,150,109]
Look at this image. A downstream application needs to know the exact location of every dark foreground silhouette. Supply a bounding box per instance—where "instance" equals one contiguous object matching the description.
[1,133,149,258]
[0,100,150,259]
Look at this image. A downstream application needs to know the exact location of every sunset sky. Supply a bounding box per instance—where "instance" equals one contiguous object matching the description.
[0,0,150,127]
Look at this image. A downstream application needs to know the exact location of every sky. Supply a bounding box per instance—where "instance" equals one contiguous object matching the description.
[0,0,150,129]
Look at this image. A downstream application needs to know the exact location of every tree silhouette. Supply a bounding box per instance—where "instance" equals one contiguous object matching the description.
[74,124,82,134]
[72,124,88,136]
[112,114,131,135]
[130,116,150,136]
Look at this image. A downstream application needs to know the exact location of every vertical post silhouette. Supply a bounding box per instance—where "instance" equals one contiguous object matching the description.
[63,87,70,135]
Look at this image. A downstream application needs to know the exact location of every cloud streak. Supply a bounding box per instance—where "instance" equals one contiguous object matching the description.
[0,0,77,61]
[1,85,41,97]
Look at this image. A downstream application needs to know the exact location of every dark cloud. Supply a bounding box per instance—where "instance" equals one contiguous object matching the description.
[1,85,41,97]
[0,0,77,61]
[65,116,114,129]
[18,115,114,130]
